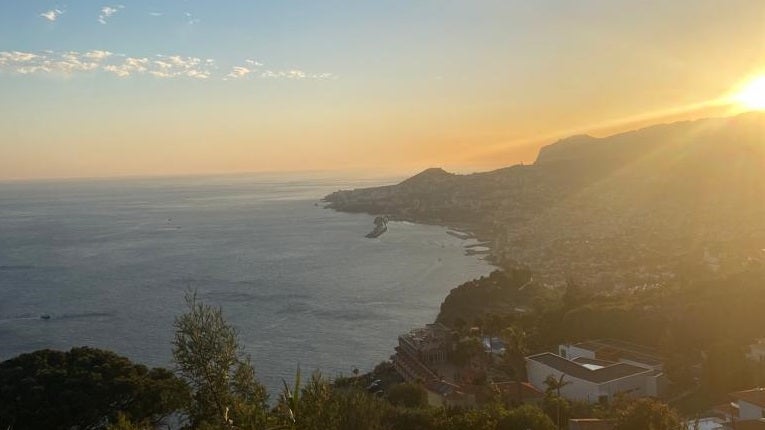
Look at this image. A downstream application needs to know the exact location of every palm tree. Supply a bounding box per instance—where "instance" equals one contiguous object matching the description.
[501,325,529,404]
[543,374,571,398]
[543,374,572,430]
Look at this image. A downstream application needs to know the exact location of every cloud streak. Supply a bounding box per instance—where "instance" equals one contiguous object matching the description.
[0,50,336,82]
[40,9,64,22]
[225,61,336,81]
[98,5,124,24]
[185,12,200,25]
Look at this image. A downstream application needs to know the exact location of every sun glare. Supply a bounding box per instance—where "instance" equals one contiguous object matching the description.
[733,75,765,110]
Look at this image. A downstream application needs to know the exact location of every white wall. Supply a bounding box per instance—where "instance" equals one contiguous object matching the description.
[739,400,764,420]
[560,345,595,360]
[526,359,600,403]
[527,357,656,404]
[620,358,663,371]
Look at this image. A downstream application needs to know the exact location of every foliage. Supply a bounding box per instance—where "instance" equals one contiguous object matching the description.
[431,407,498,430]
[613,398,684,430]
[452,337,484,366]
[701,341,750,394]
[106,414,150,430]
[275,369,390,430]
[541,393,571,429]
[0,347,187,430]
[496,404,556,430]
[172,291,268,429]
[500,325,529,382]
[386,382,428,408]
[437,269,534,327]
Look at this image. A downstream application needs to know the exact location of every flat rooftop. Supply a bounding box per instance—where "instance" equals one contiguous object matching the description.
[572,339,663,367]
[528,352,652,384]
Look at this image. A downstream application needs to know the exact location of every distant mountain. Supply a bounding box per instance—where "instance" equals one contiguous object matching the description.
[325,112,765,289]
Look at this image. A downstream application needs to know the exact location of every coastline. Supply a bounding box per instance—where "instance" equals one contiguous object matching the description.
[320,200,501,354]
[0,177,497,399]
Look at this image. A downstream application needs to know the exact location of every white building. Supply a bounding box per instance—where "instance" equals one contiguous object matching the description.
[713,388,765,429]
[526,352,665,404]
[747,339,765,364]
[559,339,664,371]
[732,388,765,421]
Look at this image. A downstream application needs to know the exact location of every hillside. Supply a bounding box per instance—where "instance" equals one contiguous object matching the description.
[325,112,765,289]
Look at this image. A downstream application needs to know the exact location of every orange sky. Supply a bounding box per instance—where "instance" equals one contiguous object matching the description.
[0,1,763,180]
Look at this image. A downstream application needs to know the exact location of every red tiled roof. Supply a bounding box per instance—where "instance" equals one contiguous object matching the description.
[491,381,544,400]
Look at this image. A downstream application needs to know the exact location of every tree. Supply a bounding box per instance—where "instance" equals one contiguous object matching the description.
[542,374,573,429]
[701,341,750,395]
[173,291,268,429]
[561,278,589,310]
[0,347,187,430]
[453,317,468,334]
[432,407,498,430]
[501,325,530,403]
[496,404,556,430]
[613,398,684,430]
[502,326,529,378]
[386,382,428,408]
[106,414,150,430]
[452,337,484,367]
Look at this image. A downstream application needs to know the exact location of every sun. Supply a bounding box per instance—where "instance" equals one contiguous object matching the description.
[733,75,765,110]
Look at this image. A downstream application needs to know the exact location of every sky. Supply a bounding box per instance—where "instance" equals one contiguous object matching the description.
[0,0,763,180]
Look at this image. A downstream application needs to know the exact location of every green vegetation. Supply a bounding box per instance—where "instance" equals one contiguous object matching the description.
[613,398,683,430]
[0,292,700,429]
[385,382,428,408]
[435,265,765,414]
[0,347,187,430]
[173,292,269,429]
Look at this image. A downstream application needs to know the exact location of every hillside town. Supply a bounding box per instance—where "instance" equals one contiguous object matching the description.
[388,320,765,429]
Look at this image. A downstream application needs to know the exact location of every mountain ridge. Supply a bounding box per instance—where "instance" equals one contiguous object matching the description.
[325,112,765,289]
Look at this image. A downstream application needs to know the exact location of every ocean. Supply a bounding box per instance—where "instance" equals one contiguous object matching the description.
[0,173,493,393]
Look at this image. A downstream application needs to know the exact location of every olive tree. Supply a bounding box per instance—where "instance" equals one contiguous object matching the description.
[173,291,268,429]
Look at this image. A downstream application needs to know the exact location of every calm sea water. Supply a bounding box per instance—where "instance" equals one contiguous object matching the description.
[0,173,493,393]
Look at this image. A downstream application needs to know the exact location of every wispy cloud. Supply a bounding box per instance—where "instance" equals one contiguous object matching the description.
[147,55,214,79]
[0,50,106,75]
[98,5,124,24]
[226,61,336,81]
[185,12,200,25]
[40,9,64,22]
[148,12,163,17]
[226,66,252,79]
[260,69,336,80]
[0,50,336,82]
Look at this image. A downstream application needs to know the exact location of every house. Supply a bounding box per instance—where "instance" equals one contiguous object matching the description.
[748,339,765,364]
[526,352,665,403]
[713,387,765,429]
[393,323,453,383]
[559,339,664,371]
[686,417,725,430]
[731,388,765,420]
